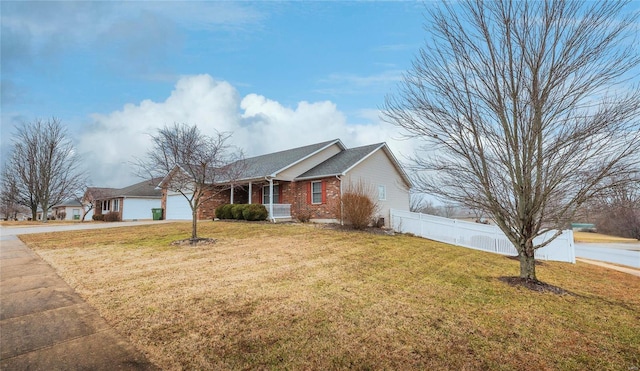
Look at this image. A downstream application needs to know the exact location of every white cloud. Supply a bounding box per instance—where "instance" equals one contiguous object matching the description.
[1,2,265,71]
[78,74,418,187]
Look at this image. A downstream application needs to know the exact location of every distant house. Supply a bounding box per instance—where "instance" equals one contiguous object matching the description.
[35,208,53,221]
[51,199,89,221]
[160,139,412,227]
[87,178,162,221]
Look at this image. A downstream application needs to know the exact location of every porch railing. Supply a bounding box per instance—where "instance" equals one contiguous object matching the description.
[269,204,292,219]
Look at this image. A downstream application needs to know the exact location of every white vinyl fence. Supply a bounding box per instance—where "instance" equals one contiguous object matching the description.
[390,209,575,263]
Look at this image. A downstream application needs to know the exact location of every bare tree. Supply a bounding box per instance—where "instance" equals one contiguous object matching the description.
[384,0,640,281]
[138,123,244,241]
[4,118,86,222]
[440,203,460,219]
[80,187,112,222]
[410,193,442,216]
[592,174,640,240]
[0,172,23,220]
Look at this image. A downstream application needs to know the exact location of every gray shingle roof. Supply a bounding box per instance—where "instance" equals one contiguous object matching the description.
[115,178,163,198]
[52,199,83,208]
[90,178,163,199]
[237,139,342,180]
[296,143,384,179]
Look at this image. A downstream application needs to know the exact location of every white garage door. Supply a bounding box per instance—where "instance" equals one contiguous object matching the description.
[166,193,192,220]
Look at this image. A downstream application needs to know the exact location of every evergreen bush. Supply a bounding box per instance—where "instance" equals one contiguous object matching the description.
[243,204,268,221]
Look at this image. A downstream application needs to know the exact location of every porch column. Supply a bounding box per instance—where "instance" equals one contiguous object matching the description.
[248,182,252,204]
[230,185,234,204]
[269,178,274,222]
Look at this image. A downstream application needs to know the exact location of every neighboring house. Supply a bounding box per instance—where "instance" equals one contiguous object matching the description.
[89,178,162,221]
[160,139,412,227]
[51,199,90,221]
[35,208,53,221]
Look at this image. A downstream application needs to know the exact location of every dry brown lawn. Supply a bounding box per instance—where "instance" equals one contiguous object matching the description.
[20,222,640,370]
[573,231,639,243]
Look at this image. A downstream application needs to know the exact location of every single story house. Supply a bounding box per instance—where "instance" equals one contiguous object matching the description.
[35,208,53,221]
[88,178,162,221]
[160,139,412,227]
[51,199,90,221]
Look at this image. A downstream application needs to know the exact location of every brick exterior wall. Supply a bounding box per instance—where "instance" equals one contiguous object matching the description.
[160,189,167,218]
[292,177,341,221]
[92,197,124,221]
[195,178,343,222]
[199,188,232,220]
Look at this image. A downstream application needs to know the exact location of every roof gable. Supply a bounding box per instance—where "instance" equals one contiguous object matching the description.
[296,143,413,187]
[237,139,344,180]
[295,143,384,180]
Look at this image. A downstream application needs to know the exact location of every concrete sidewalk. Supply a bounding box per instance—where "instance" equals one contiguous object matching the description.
[577,257,640,278]
[1,235,157,370]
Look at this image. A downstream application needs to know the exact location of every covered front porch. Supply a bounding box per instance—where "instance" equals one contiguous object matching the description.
[228,178,292,222]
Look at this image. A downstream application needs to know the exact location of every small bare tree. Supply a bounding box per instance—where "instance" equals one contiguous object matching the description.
[384,0,640,281]
[4,118,86,222]
[138,123,244,241]
[81,187,112,222]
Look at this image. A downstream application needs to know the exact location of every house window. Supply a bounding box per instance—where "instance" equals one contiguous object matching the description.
[262,185,280,204]
[113,199,120,212]
[378,185,386,201]
[102,200,111,212]
[311,181,323,204]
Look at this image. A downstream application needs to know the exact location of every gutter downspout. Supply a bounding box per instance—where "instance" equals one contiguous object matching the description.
[230,184,234,205]
[336,175,343,226]
[248,181,252,204]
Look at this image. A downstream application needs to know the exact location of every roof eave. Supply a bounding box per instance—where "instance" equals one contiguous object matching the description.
[270,139,345,177]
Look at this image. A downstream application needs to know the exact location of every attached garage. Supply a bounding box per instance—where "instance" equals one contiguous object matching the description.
[166,192,192,220]
[122,198,161,220]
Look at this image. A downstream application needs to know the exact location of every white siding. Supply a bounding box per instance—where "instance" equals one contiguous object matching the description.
[54,206,86,221]
[83,208,94,221]
[277,143,343,180]
[166,192,192,220]
[122,198,161,220]
[343,149,410,227]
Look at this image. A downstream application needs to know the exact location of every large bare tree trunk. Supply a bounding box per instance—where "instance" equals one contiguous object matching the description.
[519,241,536,280]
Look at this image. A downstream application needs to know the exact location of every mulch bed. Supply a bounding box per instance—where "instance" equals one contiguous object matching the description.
[171,238,217,247]
[498,276,571,295]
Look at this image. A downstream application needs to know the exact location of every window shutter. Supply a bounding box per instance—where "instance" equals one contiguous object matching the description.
[307,182,312,204]
[278,186,283,204]
[321,180,327,204]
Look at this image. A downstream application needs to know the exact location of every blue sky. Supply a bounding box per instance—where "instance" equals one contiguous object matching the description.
[2,1,427,187]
